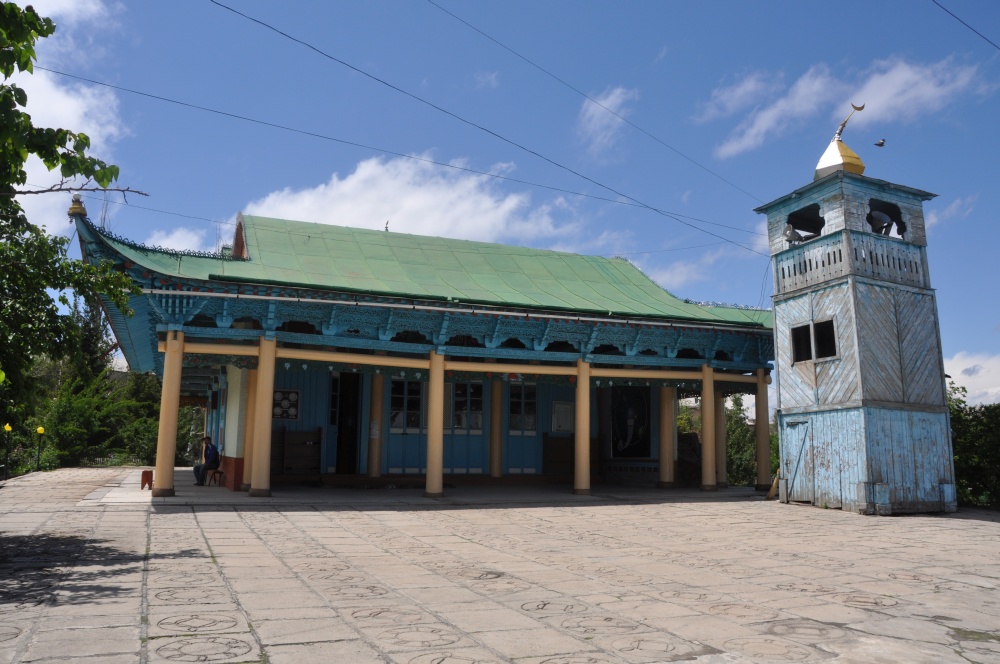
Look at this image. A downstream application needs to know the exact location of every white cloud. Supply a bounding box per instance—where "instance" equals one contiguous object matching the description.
[145,228,211,253]
[709,57,978,159]
[9,0,125,235]
[945,351,1000,405]
[641,247,728,292]
[654,45,668,64]
[845,58,977,127]
[26,0,109,23]
[714,65,842,159]
[243,155,574,245]
[474,71,499,89]
[695,71,783,124]
[576,86,639,158]
[925,195,977,229]
[14,69,125,234]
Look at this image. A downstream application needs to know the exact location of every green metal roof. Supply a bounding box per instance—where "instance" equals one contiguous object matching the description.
[100,215,771,328]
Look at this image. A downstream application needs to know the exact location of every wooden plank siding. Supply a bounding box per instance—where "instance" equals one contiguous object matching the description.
[813,284,860,406]
[773,296,815,409]
[855,283,904,403]
[896,291,947,406]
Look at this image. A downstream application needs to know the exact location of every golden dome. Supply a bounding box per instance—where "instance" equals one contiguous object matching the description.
[814,104,866,180]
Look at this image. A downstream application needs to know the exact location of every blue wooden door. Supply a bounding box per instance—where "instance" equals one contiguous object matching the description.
[445,382,486,474]
[386,379,425,474]
[783,419,814,503]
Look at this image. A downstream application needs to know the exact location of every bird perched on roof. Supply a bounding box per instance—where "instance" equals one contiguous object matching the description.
[874,139,886,147]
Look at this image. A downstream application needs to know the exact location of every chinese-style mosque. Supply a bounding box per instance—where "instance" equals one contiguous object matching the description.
[73,110,955,513]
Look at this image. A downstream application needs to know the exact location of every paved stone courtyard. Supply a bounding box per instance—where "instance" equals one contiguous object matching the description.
[0,468,998,663]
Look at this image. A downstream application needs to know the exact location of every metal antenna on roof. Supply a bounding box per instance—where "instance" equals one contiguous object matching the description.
[385,220,389,232]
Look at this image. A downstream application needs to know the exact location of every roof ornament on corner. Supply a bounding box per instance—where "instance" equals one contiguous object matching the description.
[67,193,87,217]
[815,102,866,181]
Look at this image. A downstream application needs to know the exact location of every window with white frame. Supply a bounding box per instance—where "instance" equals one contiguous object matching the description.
[508,383,536,435]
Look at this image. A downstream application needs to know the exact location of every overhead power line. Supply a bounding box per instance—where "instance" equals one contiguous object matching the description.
[424,0,762,203]
[207,0,767,257]
[931,0,1000,51]
[38,67,763,240]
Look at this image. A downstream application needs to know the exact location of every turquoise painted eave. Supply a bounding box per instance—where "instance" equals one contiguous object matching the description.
[81,215,772,330]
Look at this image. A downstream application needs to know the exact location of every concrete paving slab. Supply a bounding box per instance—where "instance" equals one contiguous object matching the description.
[0,467,997,663]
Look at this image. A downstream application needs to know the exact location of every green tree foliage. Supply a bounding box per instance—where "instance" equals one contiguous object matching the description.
[949,382,1000,509]
[0,2,137,413]
[723,393,779,487]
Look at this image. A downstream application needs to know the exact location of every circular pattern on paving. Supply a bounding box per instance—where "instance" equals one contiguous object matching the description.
[408,652,489,664]
[351,606,425,625]
[0,600,43,614]
[307,573,368,585]
[296,561,351,572]
[155,636,253,662]
[327,585,389,598]
[766,620,846,643]
[157,614,239,633]
[378,625,461,648]
[154,588,228,604]
[445,568,505,581]
[560,616,641,635]
[879,571,934,583]
[520,600,588,615]
[708,603,779,622]
[0,625,23,642]
[469,578,532,595]
[568,563,618,574]
[152,574,218,587]
[777,582,839,594]
[723,636,813,661]
[658,590,723,603]
[610,633,702,658]
[538,657,617,664]
[830,593,898,608]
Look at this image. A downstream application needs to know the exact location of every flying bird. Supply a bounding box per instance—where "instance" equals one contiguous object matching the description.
[874,139,886,147]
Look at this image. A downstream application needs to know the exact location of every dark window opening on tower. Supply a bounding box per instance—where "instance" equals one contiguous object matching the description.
[813,320,837,359]
[784,204,825,244]
[791,325,812,363]
[867,199,907,237]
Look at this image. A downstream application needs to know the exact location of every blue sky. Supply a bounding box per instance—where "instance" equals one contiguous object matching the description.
[16,0,1000,404]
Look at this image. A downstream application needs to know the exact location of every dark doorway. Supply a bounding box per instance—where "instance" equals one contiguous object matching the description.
[336,373,361,474]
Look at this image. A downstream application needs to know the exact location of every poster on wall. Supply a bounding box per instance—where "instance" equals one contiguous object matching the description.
[272,390,300,420]
[611,386,650,458]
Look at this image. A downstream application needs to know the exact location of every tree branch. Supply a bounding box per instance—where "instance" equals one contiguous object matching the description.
[5,185,149,197]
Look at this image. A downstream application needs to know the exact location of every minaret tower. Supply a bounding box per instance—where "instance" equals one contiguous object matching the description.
[755,106,956,514]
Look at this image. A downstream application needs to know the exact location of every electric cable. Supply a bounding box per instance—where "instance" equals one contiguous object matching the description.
[206,0,768,257]
[931,0,1000,51]
[38,66,764,240]
[424,0,762,203]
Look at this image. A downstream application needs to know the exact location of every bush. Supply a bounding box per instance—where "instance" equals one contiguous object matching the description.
[950,383,1000,509]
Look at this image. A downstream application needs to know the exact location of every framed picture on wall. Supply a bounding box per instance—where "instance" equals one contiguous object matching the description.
[610,386,650,458]
[551,401,575,433]
[272,390,300,420]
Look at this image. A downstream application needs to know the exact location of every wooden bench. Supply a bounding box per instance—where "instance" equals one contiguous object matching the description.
[207,468,225,487]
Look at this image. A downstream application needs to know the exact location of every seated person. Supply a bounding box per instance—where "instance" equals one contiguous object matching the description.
[193,435,220,486]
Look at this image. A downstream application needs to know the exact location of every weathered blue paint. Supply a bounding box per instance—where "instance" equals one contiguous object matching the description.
[764,170,955,514]
[273,366,333,469]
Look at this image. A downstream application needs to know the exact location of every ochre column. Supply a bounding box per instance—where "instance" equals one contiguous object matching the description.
[424,351,445,497]
[573,359,591,495]
[715,389,727,488]
[657,386,676,488]
[755,368,772,491]
[249,336,276,497]
[152,330,184,497]
[240,369,258,491]
[368,372,385,479]
[489,380,503,478]
[700,364,717,491]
